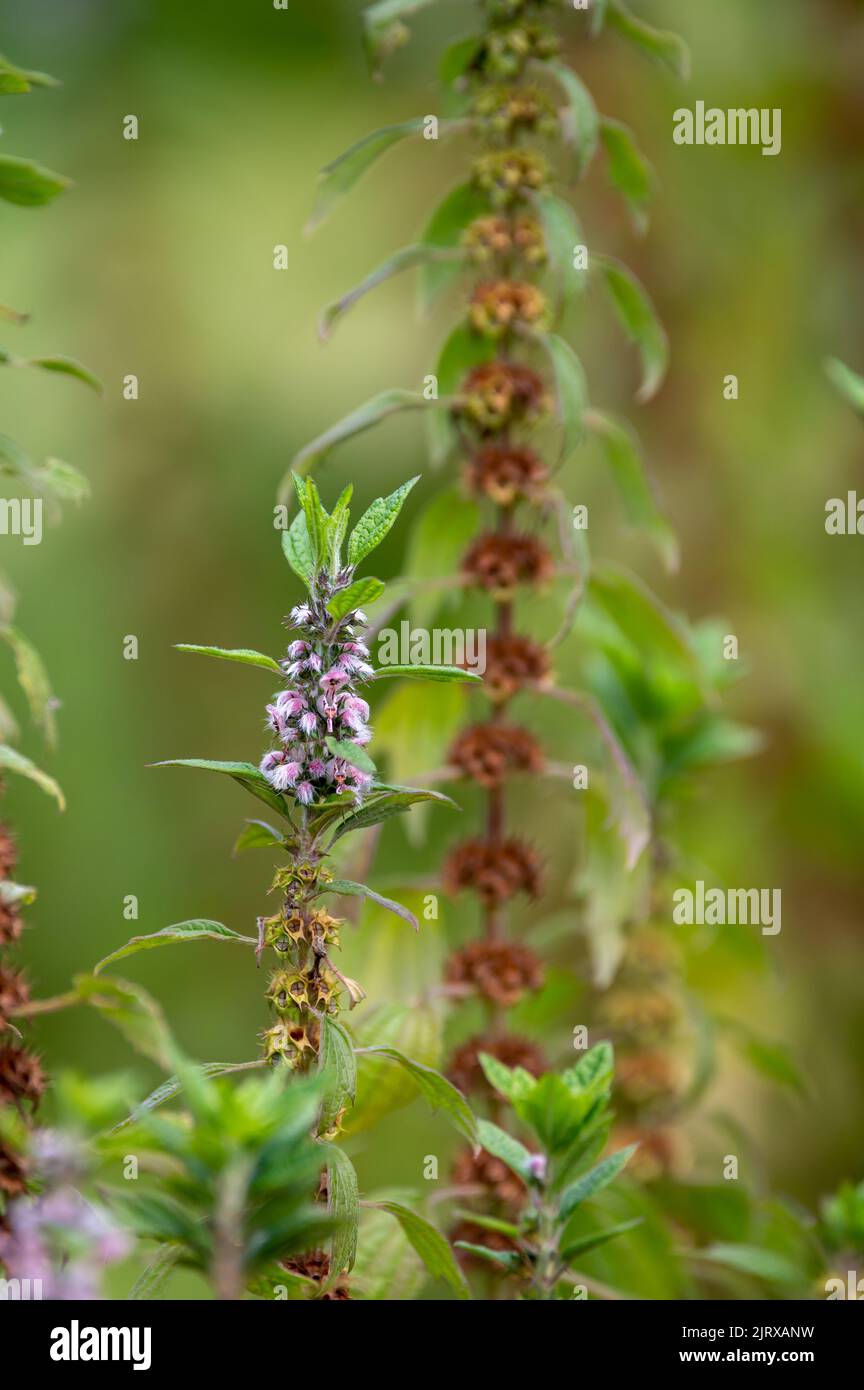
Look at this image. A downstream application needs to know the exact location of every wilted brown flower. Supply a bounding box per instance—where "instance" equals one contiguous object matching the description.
[0,1044,46,1108]
[468,279,548,338]
[462,532,554,597]
[456,362,551,434]
[449,1031,546,1096]
[464,443,549,506]
[449,723,544,787]
[0,903,23,948]
[0,1139,28,1201]
[282,1249,351,1300]
[0,966,30,1023]
[444,836,542,905]
[596,986,680,1044]
[483,634,551,701]
[0,824,17,878]
[446,939,543,1006]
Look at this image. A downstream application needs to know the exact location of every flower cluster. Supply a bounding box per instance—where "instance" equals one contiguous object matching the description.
[260,600,375,808]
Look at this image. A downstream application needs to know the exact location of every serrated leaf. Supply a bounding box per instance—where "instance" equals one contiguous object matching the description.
[559,1145,637,1221]
[174,644,282,674]
[585,408,677,571]
[607,1,690,80]
[369,1200,471,1299]
[0,152,69,206]
[281,510,315,582]
[324,736,377,776]
[596,255,668,402]
[128,1243,183,1300]
[599,117,654,233]
[94,919,255,976]
[233,819,286,853]
[478,1052,539,1104]
[327,786,457,843]
[308,119,426,231]
[0,743,64,808]
[318,1015,357,1136]
[548,61,599,178]
[356,1045,477,1145]
[327,577,385,622]
[348,476,419,567]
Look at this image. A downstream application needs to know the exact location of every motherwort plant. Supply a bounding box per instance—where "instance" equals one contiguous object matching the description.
[0,48,96,1235]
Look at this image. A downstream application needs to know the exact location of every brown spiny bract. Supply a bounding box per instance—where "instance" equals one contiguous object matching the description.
[449,1031,546,1096]
[449,723,544,787]
[0,1045,46,1108]
[0,903,23,948]
[615,1051,685,1110]
[0,1139,28,1201]
[468,278,548,338]
[0,824,17,878]
[456,362,551,434]
[261,1019,318,1068]
[446,939,543,1007]
[472,148,550,206]
[464,443,549,506]
[281,1249,352,1300]
[452,1146,527,1209]
[0,966,30,1024]
[444,836,542,905]
[483,634,551,701]
[462,532,554,597]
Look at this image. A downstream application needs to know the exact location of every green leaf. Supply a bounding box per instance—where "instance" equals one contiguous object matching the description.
[153,758,292,821]
[826,357,864,417]
[535,193,586,309]
[128,1243,183,1300]
[318,1015,357,1135]
[566,1041,614,1096]
[320,244,463,340]
[404,486,480,628]
[547,61,599,178]
[596,255,669,402]
[738,1037,806,1096]
[607,1,691,80]
[324,736,377,777]
[0,743,64,808]
[94,919,256,976]
[559,1146,637,1221]
[417,182,488,313]
[322,1144,359,1280]
[0,626,58,746]
[694,1243,801,1286]
[348,476,419,567]
[323,879,418,930]
[233,819,286,853]
[560,1217,643,1264]
[110,1061,264,1132]
[174,644,282,674]
[599,117,654,233]
[308,119,426,231]
[350,1199,427,1301]
[543,333,588,464]
[356,1045,477,1145]
[476,1118,535,1183]
[0,52,59,94]
[327,577,385,622]
[585,409,677,571]
[74,973,174,1071]
[327,786,457,844]
[281,390,428,501]
[0,153,69,206]
[589,564,703,688]
[478,1052,539,1104]
[369,663,482,683]
[369,1200,471,1299]
[362,0,437,77]
[328,483,354,572]
[292,474,330,569]
[591,0,609,34]
[281,510,316,582]
[16,354,100,391]
[438,35,482,85]
[453,1241,522,1272]
[29,457,90,504]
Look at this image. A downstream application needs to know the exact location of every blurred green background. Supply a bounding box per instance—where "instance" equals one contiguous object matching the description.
[1,0,863,1288]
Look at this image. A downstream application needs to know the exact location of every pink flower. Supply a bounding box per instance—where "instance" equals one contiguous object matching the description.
[270,761,301,790]
[287,640,309,660]
[296,780,314,805]
[260,751,283,774]
[277,690,306,718]
[320,665,349,694]
[307,758,326,779]
[340,695,370,729]
[299,710,317,736]
[351,724,372,746]
[290,603,312,625]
